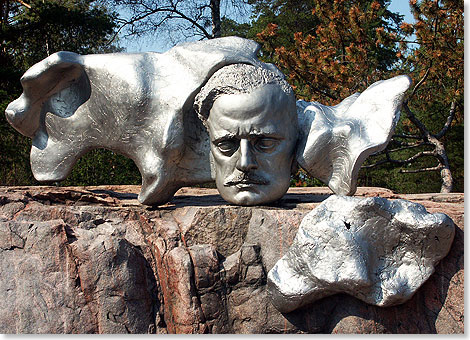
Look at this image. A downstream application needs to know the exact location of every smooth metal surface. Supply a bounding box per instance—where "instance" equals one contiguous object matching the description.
[267,195,455,313]
[296,75,412,196]
[5,37,411,206]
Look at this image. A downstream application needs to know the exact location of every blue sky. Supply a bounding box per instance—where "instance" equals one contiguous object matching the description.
[388,0,414,23]
[121,0,415,53]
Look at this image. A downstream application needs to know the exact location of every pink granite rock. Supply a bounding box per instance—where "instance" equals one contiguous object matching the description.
[0,186,464,333]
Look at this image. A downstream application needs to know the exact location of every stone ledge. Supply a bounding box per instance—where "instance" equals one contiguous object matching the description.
[0,186,464,333]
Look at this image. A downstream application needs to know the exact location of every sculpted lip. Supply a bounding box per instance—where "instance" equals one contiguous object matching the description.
[224,175,269,187]
[234,183,256,190]
[234,182,259,190]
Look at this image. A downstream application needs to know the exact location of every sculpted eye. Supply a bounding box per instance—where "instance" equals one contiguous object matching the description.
[215,139,239,155]
[255,138,279,152]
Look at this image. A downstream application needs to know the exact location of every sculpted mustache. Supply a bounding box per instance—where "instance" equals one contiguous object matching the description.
[224,173,269,186]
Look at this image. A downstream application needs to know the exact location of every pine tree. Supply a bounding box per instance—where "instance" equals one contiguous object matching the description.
[363,0,464,193]
[254,0,402,104]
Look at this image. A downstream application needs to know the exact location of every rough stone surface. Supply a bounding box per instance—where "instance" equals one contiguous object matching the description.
[0,186,464,334]
[267,196,455,313]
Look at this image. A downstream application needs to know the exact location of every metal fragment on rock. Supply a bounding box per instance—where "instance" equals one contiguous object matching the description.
[267,195,455,313]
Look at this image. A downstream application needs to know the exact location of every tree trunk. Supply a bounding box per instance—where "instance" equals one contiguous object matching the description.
[432,137,453,193]
[210,0,221,38]
[402,102,454,193]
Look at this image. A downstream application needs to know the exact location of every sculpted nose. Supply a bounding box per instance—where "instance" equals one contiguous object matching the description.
[236,139,258,172]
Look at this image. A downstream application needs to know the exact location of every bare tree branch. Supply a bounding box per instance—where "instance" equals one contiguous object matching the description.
[402,102,431,139]
[171,7,213,39]
[106,0,248,47]
[400,166,441,173]
[409,66,431,100]
[436,100,456,139]
[16,0,31,9]
[393,133,422,139]
[399,101,454,193]
[107,0,216,46]
[362,150,434,169]
[361,159,389,169]
[368,141,430,158]
[386,143,429,153]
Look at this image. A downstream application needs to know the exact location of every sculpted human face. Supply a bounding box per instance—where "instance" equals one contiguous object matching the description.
[206,84,297,205]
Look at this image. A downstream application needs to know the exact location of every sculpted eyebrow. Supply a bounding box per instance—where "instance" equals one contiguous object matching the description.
[249,132,285,140]
[212,134,237,144]
[213,132,285,143]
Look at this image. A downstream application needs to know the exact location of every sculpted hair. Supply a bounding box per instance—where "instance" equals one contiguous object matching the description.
[194,63,294,122]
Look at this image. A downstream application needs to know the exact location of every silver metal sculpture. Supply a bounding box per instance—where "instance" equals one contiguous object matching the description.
[5,36,411,206]
[5,37,455,316]
[194,64,298,205]
[296,75,410,196]
[267,195,455,313]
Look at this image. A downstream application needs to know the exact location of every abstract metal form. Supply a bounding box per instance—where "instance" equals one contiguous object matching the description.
[5,36,411,206]
[296,75,410,196]
[4,36,456,317]
[267,195,455,313]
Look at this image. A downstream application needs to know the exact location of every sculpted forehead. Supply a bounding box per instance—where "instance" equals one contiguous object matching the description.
[207,84,296,137]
